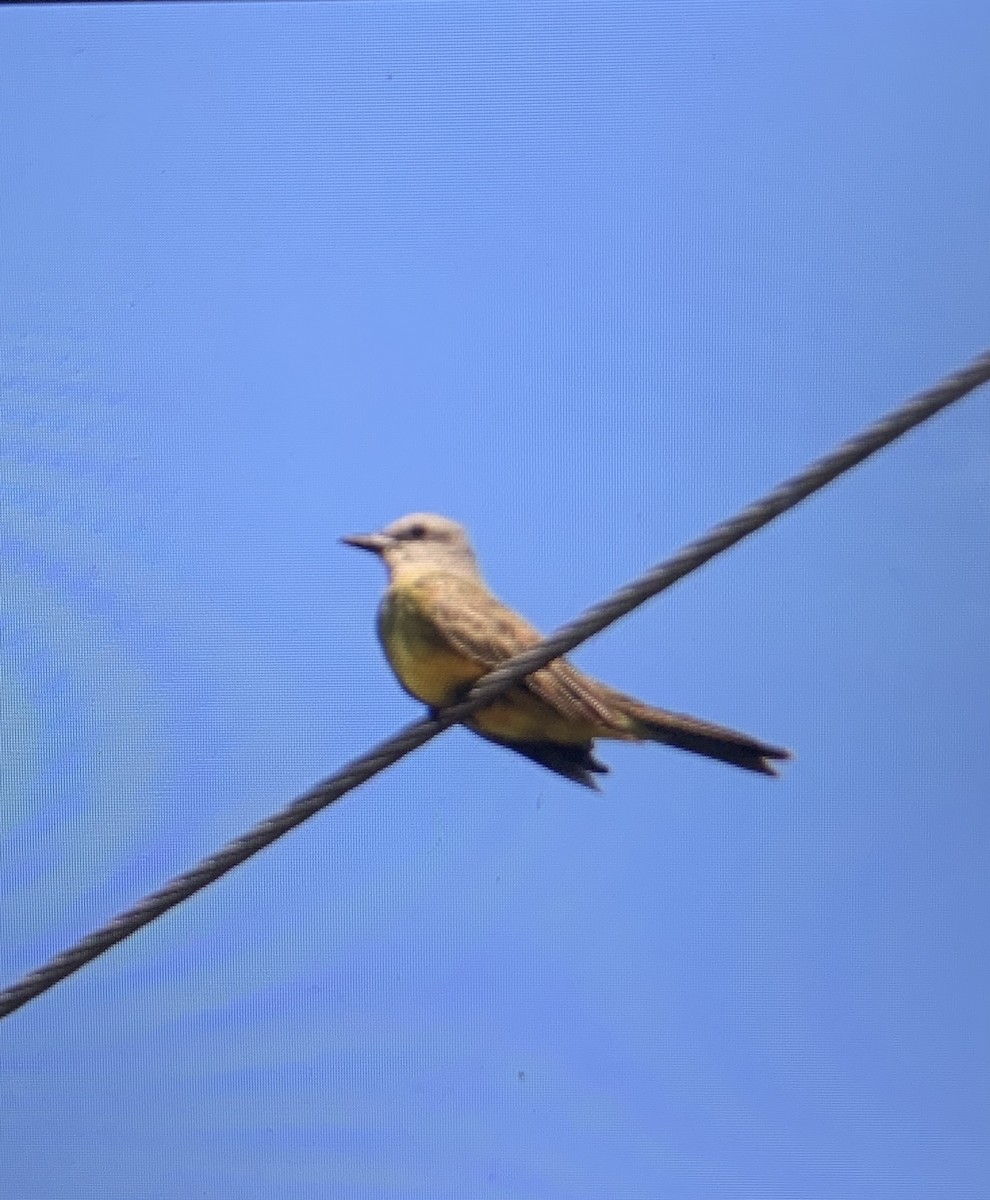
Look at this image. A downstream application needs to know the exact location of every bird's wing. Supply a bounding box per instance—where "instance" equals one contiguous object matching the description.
[413,572,627,731]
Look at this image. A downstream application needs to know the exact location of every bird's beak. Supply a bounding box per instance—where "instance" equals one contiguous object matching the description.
[340,531,391,555]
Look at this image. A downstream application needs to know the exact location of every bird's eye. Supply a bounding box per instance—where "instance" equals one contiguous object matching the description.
[406,524,427,540]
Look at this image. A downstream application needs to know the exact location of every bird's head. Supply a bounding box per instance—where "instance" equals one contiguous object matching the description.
[341,512,479,580]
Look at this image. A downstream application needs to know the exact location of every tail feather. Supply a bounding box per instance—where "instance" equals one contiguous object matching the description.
[616,697,792,777]
[475,733,610,790]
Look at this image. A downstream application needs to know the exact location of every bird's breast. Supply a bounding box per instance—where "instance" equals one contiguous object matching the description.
[376,585,484,707]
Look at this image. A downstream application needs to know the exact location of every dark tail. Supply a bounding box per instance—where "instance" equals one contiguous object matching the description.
[617,696,792,777]
[474,732,610,791]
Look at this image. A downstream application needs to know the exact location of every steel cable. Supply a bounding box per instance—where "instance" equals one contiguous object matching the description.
[2,349,988,1021]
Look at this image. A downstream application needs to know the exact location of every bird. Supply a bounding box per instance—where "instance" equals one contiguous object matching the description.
[342,512,791,789]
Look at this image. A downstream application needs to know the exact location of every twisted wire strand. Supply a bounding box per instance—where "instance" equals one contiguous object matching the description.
[2,348,988,1021]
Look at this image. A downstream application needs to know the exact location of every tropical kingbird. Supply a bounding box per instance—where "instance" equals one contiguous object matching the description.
[342,512,790,788]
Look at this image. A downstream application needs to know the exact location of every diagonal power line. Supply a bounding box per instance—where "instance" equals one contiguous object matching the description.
[2,349,989,1022]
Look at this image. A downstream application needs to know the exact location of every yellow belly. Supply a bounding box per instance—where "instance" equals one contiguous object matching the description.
[466,692,597,744]
[388,636,485,707]
[377,587,485,707]
[376,579,598,744]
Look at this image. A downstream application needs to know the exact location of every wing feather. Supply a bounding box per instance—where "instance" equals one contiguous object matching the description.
[412,573,626,731]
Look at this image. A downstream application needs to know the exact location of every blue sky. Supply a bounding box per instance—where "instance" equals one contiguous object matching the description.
[1,2,988,1197]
